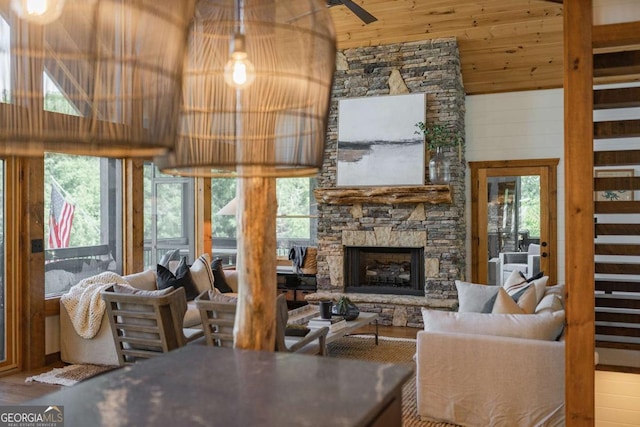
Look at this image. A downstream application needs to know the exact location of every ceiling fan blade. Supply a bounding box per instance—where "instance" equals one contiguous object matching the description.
[338,0,378,24]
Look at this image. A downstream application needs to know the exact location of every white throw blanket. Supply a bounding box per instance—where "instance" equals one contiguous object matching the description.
[61,271,132,339]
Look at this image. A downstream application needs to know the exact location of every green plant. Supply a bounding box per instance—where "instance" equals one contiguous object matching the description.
[414,122,462,151]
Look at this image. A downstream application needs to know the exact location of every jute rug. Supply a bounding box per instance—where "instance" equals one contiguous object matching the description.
[25,364,117,387]
[327,335,459,427]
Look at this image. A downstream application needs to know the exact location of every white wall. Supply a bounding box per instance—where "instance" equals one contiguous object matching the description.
[594,0,640,25]
[465,89,566,283]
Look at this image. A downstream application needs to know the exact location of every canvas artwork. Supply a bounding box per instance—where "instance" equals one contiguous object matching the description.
[595,169,635,201]
[337,93,426,186]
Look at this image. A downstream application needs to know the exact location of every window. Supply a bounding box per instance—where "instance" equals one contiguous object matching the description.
[211,178,317,265]
[143,163,195,269]
[0,15,9,104]
[44,153,124,296]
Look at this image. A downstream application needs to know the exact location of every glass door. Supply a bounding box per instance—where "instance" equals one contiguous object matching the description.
[144,163,195,269]
[471,160,558,285]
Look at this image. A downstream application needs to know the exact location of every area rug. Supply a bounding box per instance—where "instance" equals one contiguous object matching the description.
[327,335,459,427]
[25,364,118,387]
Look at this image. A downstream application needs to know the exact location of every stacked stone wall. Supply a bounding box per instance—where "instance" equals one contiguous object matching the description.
[316,38,466,321]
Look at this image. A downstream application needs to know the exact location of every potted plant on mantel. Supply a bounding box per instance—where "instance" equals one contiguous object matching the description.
[415,122,462,185]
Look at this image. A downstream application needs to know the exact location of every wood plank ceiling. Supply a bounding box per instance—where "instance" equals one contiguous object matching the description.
[329,0,564,95]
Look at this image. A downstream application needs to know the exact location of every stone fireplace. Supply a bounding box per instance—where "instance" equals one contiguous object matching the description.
[312,38,466,327]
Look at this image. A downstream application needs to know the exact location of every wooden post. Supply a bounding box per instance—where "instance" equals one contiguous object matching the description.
[563,0,595,424]
[234,174,277,351]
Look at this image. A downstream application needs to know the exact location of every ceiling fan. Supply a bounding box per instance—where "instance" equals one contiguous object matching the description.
[327,0,378,24]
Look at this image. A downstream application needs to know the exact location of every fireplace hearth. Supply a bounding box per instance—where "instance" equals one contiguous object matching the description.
[344,246,424,296]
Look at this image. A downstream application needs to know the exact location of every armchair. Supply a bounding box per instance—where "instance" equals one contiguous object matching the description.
[194,290,237,347]
[101,285,203,365]
[499,243,540,285]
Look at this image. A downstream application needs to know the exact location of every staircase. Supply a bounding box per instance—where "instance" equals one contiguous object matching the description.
[592,22,640,362]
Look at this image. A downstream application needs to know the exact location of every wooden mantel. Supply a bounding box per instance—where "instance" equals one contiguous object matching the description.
[314,185,452,205]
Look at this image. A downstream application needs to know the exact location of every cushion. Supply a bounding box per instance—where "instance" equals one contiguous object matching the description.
[502,269,530,296]
[531,276,550,304]
[159,249,181,267]
[211,257,234,293]
[455,280,500,313]
[543,283,565,299]
[421,308,566,341]
[535,293,564,314]
[492,286,537,314]
[124,269,158,291]
[157,257,199,300]
[207,289,238,303]
[110,283,174,298]
[189,254,215,294]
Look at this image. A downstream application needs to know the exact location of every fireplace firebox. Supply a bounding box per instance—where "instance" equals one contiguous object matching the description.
[344,246,424,296]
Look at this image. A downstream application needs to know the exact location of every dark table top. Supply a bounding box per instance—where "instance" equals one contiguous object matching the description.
[28,345,412,427]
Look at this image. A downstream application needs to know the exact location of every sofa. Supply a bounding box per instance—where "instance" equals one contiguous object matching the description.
[60,254,237,366]
[416,272,566,427]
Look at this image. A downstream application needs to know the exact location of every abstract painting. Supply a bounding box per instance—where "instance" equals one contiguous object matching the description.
[337,93,426,186]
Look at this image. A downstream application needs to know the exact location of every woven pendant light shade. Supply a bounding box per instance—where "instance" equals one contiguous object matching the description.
[0,0,195,157]
[156,0,336,178]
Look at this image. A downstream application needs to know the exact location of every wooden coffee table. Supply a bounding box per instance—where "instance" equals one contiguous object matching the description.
[319,312,380,345]
[287,306,379,346]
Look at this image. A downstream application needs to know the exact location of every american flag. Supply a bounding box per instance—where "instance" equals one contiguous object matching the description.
[48,184,75,249]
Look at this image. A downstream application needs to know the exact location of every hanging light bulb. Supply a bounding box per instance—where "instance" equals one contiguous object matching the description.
[223,33,255,89]
[11,0,66,25]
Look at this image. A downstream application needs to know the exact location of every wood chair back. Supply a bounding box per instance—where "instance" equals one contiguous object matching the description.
[101,285,188,365]
[194,290,237,347]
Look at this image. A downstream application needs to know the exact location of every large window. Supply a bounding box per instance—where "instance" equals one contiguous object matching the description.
[211,178,317,265]
[44,153,123,296]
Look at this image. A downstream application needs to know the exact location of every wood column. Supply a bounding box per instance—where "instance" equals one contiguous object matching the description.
[234,174,277,351]
[563,0,595,424]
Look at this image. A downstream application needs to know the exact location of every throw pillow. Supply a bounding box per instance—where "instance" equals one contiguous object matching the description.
[421,308,566,341]
[157,257,199,300]
[123,269,157,291]
[455,280,500,313]
[158,249,181,267]
[492,286,537,314]
[535,293,563,314]
[515,271,549,304]
[211,257,234,293]
[189,254,215,294]
[503,269,530,296]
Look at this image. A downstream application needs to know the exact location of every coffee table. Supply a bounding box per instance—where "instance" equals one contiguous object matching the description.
[315,312,380,345]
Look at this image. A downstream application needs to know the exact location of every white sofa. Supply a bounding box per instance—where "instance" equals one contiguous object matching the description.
[60,257,237,366]
[416,278,566,426]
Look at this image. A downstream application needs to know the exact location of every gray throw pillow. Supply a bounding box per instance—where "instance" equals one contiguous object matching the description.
[455,280,500,313]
